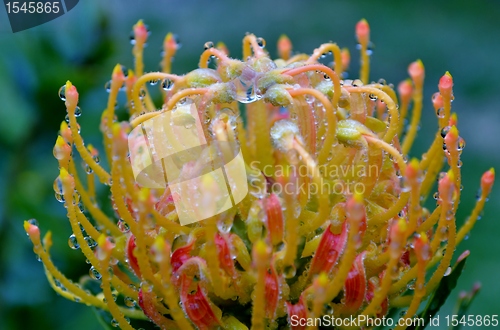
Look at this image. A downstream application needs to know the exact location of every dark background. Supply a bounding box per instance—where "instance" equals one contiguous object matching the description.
[0,0,499,329]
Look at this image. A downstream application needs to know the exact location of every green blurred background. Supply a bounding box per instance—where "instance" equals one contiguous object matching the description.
[0,0,499,329]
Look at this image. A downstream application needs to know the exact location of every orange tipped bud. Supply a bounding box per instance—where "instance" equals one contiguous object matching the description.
[133,20,149,45]
[216,42,229,56]
[408,60,425,86]
[164,32,179,52]
[480,168,495,196]
[397,79,413,104]
[444,125,459,146]
[341,47,351,71]
[65,81,79,107]
[24,220,40,239]
[278,34,292,60]
[355,19,370,46]
[112,63,126,82]
[439,71,453,97]
[405,158,420,181]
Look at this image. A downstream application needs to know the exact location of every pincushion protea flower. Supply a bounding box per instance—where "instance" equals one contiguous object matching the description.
[25,19,495,329]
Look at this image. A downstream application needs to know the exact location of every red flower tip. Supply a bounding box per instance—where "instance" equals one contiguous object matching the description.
[278,34,292,60]
[439,71,453,96]
[133,20,149,45]
[215,233,236,277]
[171,241,195,273]
[341,47,350,71]
[286,296,308,330]
[397,79,413,104]
[343,252,367,314]
[264,193,284,246]
[310,222,348,276]
[127,235,141,278]
[480,168,495,196]
[408,60,425,85]
[180,274,221,330]
[355,19,370,45]
[265,267,280,319]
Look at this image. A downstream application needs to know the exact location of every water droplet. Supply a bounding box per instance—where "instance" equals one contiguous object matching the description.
[305,95,315,104]
[111,318,119,327]
[93,155,100,164]
[441,126,450,138]
[139,89,146,99]
[124,297,136,308]
[149,79,158,86]
[68,234,80,249]
[28,218,39,227]
[55,192,65,203]
[256,37,266,48]
[368,93,378,101]
[457,137,466,151]
[58,85,66,101]
[118,219,130,233]
[89,266,102,280]
[73,106,82,117]
[433,192,439,200]
[436,107,445,118]
[85,236,97,248]
[203,41,214,50]
[444,266,452,276]
[162,79,174,91]
[104,81,112,93]
[283,265,296,278]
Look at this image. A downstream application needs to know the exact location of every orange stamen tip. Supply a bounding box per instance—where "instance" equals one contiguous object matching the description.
[216,42,229,55]
[24,220,40,237]
[253,240,270,262]
[408,60,425,82]
[405,158,420,179]
[315,272,329,287]
[481,168,495,191]
[355,19,370,44]
[341,48,351,69]
[446,125,459,140]
[439,72,453,93]
[112,64,125,80]
[449,113,458,126]
[397,79,413,100]
[164,32,177,50]
[65,81,79,105]
[55,135,65,147]
[133,20,148,43]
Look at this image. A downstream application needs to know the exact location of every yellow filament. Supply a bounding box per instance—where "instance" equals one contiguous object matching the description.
[364,136,407,175]
[306,43,343,76]
[66,104,111,184]
[243,34,265,59]
[288,87,337,165]
[131,72,182,116]
[199,48,230,68]
[344,86,399,144]
[401,79,423,155]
